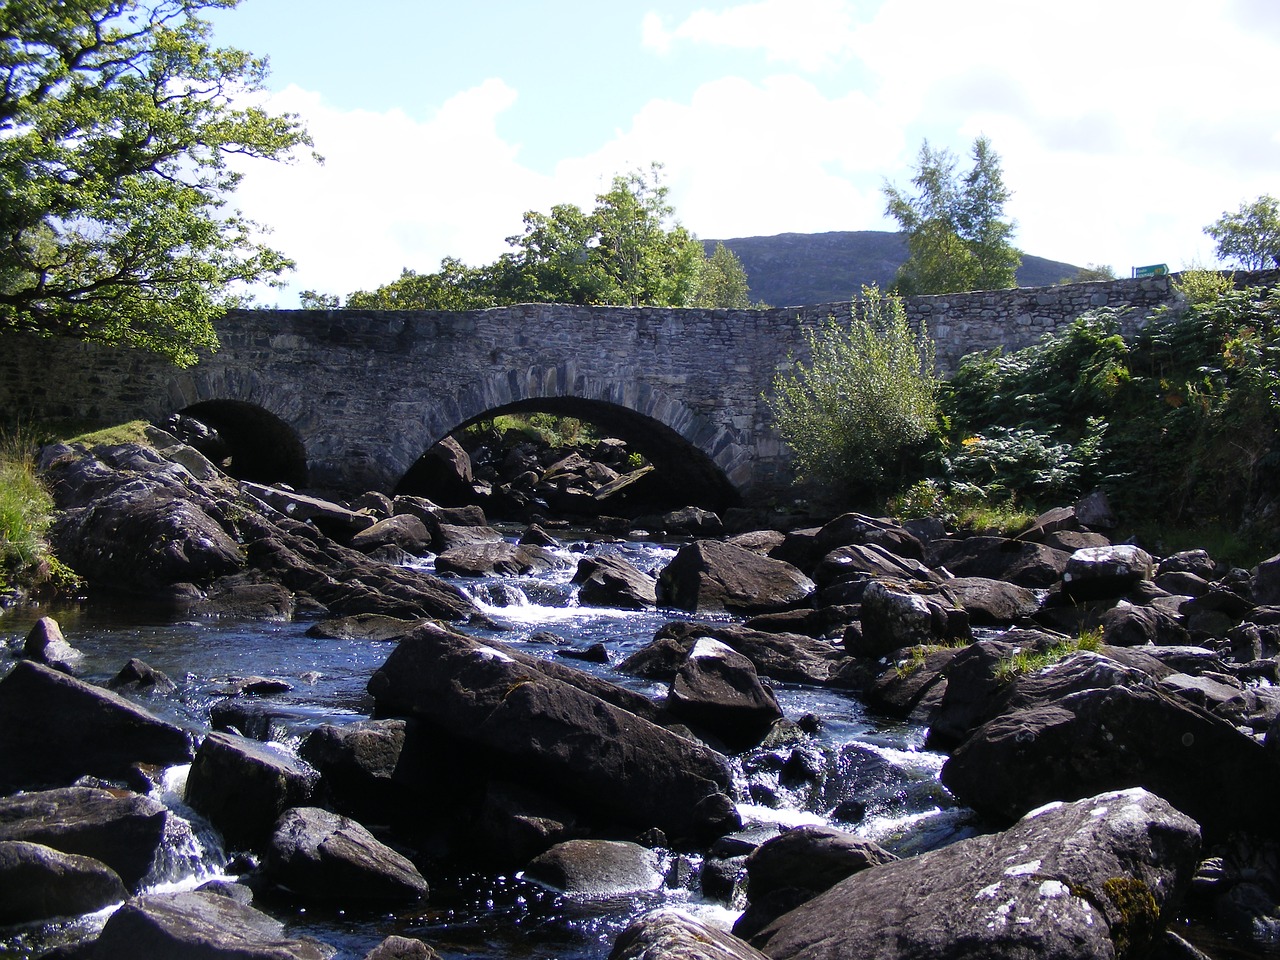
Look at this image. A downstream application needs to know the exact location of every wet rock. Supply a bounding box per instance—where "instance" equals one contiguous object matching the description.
[621,622,843,686]
[89,888,336,959]
[573,554,658,609]
[1062,544,1157,601]
[941,653,1280,840]
[0,839,127,925]
[476,780,581,867]
[265,806,427,902]
[743,605,860,640]
[666,638,783,752]
[435,541,565,577]
[106,657,177,696]
[185,731,317,852]
[636,506,724,537]
[924,635,1052,750]
[366,623,734,843]
[199,574,295,619]
[524,839,663,897]
[519,523,561,548]
[349,514,432,556]
[751,789,1200,960]
[0,787,171,891]
[364,937,440,960]
[928,535,1072,588]
[610,909,770,960]
[1100,601,1190,647]
[21,616,83,674]
[733,826,898,941]
[304,613,428,641]
[862,644,963,721]
[656,540,815,615]
[811,543,940,590]
[0,660,193,792]
[853,578,970,658]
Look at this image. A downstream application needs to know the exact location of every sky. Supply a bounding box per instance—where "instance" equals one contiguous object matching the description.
[205,0,1280,306]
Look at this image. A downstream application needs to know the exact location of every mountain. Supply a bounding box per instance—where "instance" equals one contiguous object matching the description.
[704,231,1082,307]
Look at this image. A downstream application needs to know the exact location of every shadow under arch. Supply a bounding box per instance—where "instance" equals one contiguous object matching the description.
[395,370,748,512]
[177,399,308,488]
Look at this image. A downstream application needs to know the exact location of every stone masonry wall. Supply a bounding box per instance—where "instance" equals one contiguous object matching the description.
[0,275,1196,499]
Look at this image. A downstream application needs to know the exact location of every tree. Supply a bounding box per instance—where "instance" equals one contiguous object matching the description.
[345,163,708,310]
[767,285,940,498]
[693,241,754,308]
[0,0,314,366]
[883,136,1020,295]
[1205,195,1280,270]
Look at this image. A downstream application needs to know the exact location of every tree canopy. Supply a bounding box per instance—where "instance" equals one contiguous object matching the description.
[883,136,1021,296]
[342,165,757,310]
[1205,195,1280,271]
[0,0,314,365]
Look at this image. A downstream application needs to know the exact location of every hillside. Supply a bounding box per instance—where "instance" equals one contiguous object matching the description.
[706,231,1082,307]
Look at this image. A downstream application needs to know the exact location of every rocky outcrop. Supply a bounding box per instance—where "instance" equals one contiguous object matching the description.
[0,839,127,925]
[751,789,1200,960]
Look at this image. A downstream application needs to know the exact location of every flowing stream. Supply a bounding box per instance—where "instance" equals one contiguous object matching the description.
[0,536,974,959]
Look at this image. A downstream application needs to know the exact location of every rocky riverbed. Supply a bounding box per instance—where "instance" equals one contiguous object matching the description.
[4,425,1280,958]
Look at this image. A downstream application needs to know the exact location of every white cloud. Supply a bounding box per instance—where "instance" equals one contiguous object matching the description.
[643,0,858,70]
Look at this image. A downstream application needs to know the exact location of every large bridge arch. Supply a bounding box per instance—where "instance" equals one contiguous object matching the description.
[387,365,751,510]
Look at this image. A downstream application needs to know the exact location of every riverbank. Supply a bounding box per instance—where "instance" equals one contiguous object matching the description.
[5,429,1280,958]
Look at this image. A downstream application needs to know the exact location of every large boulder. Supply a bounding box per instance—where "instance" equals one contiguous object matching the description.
[1062,544,1157,601]
[0,840,127,924]
[366,624,736,843]
[185,731,317,852]
[573,554,658,609]
[0,787,171,891]
[435,540,565,577]
[751,788,1201,960]
[853,579,970,658]
[733,826,897,941]
[88,888,336,959]
[943,576,1042,625]
[620,622,844,686]
[657,540,815,615]
[523,839,663,897]
[0,660,193,792]
[941,652,1280,840]
[666,638,783,751]
[265,807,428,902]
[610,909,770,960]
[348,514,433,556]
[928,536,1072,587]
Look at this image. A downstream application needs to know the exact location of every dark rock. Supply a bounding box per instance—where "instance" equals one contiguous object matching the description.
[21,616,83,674]
[185,731,317,852]
[410,436,475,504]
[621,622,843,686]
[107,657,177,695]
[853,578,970,658]
[476,780,580,867]
[751,788,1200,960]
[0,787,171,891]
[366,624,733,842]
[304,614,427,641]
[265,806,427,902]
[349,515,432,556]
[941,653,1280,840]
[519,523,560,548]
[0,840,126,924]
[89,889,336,959]
[1254,553,1280,605]
[733,826,898,941]
[1075,487,1118,528]
[726,529,787,556]
[862,645,963,720]
[1100,602,1190,647]
[666,638,783,751]
[555,643,610,664]
[435,540,566,577]
[814,512,924,561]
[1227,620,1280,661]
[364,937,440,960]
[351,491,394,518]
[573,554,658,609]
[929,536,1072,587]
[1062,544,1157,600]
[812,543,940,589]
[944,576,1042,625]
[0,660,193,792]
[199,574,295,619]
[743,605,860,640]
[610,909,770,960]
[524,839,662,897]
[1159,549,1217,579]
[656,540,815,615]
[638,506,724,537]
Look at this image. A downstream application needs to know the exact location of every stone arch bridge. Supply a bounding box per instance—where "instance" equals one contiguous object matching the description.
[0,276,1176,508]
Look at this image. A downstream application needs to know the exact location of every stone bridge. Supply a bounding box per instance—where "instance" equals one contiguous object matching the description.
[0,276,1178,508]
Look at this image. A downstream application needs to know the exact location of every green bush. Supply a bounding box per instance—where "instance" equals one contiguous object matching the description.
[0,428,56,589]
[768,286,941,500]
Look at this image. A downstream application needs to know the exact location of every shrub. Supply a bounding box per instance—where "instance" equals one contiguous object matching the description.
[768,286,940,500]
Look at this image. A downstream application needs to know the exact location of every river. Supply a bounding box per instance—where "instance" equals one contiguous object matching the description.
[0,535,974,959]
